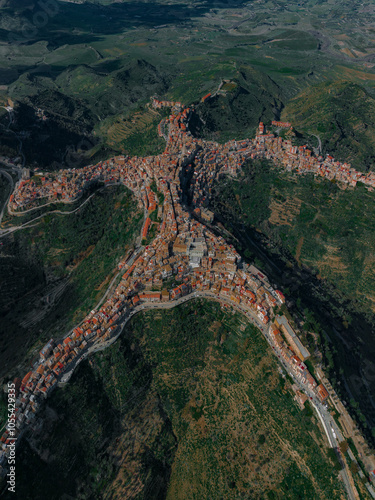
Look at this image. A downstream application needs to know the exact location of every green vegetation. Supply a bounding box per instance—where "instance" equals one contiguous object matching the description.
[129,302,343,500]
[0,185,142,380]
[0,391,7,432]
[212,159,375,315]
[211,159,375,446]
[150,179,165,205]
[0,0,375,494]
[282,81,375,171]
[3,353,175,500]
[326,449,343,472]
[4,362,121,500]
[1,0,375,169]
[4,301,344,499]
[347,438,367,474]
[97,106,167,158]
[304,359,317,379]
[192,66,283,143]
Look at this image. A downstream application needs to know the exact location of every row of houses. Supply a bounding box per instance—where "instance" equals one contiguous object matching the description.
[255,122,375,189]
[270,318,329,403]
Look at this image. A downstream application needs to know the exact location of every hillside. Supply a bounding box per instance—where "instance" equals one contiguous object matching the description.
[0,185,143,383]
[1,301,344,499]
[282,81,375,172]
[1,59,171,169]
[192,66,283,143]
[210,159,375,447]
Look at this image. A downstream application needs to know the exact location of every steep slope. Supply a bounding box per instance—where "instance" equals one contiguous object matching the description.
[1,59,171,168]
[210,158,375,448]
[192,66,283,143]
[0,185,143,381]
[282,81,375,172]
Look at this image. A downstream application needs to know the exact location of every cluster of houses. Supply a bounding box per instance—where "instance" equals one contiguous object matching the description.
[270,316,329,404]
[9,104,375,215]
[2,97,340,467]
[254,122,375,189]
[271,120,291,129]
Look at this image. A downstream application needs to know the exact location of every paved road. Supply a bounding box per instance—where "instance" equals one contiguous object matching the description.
[7,191,83,218]
[56,290,357,499]
[0,188,105,239]
[58,292,265,385]
[95,246,144,311]
[311,134,322,156]
[261,321,357,500]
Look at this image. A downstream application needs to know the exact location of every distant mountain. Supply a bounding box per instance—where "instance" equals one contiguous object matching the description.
[112,59,170,106]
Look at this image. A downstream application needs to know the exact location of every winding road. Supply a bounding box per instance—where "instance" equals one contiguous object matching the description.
[56,289,359,500]
[0,185,120,239]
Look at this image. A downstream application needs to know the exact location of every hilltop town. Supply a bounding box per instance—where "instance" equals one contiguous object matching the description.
[9,99,375,218]
[2,99,375,497]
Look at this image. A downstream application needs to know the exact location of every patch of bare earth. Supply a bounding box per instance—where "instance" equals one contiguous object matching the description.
[295,236,304,265]
[319,244,349,276]
[269,196,301,226]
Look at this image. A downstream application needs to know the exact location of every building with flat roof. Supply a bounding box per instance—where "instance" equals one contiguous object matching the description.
[187,238,207,267]
[201,208,214,223]
[274,315,310,361]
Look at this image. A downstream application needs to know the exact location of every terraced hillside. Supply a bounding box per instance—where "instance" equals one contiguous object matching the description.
[3,301,344,500]
[282,81,375,172]
[97,107,167,158]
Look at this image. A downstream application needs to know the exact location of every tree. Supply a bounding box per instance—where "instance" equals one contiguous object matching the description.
[350,398,359,409]
[244,249,253,260]
[339,441,349,454]
[349,462,359,474]
[327,448,343,471]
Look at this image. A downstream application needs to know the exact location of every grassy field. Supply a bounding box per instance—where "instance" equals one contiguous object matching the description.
[0,185,143,380]
[3,301,344,499]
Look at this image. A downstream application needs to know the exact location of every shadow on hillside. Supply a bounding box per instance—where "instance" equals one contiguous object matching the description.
[3,0,249,47]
